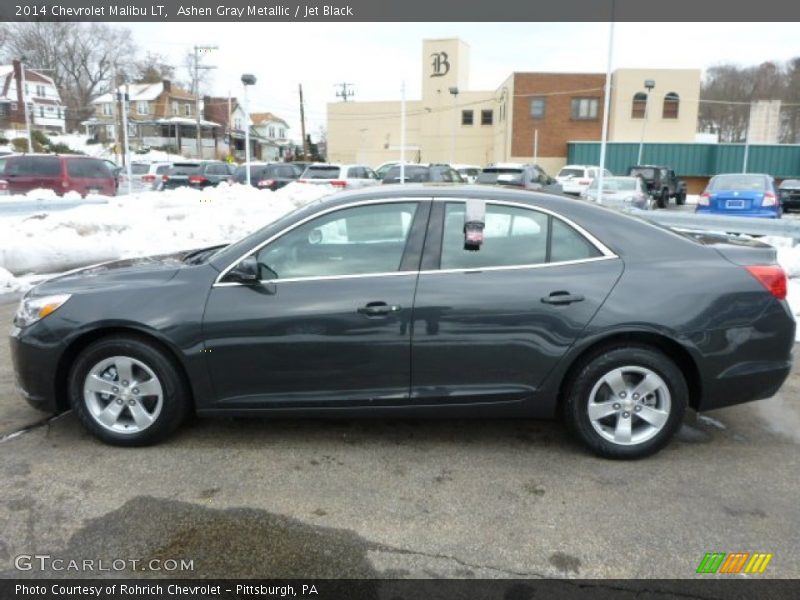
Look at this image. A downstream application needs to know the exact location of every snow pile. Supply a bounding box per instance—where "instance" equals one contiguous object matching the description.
[0,182,333,280]
[0,266,22,292]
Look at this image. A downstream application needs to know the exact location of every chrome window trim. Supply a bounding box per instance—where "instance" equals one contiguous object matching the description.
[213,196,618,287]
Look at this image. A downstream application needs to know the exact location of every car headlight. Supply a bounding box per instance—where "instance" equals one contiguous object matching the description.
[14,294,72,328]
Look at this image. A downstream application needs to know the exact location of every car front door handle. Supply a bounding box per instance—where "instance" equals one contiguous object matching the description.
[357,302,402,317]
[541,292,585,305]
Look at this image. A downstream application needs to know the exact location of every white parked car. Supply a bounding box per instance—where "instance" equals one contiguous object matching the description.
[556,165,612,196]
[298,164,380,190]
[452,163,481,183]
[119,161,173,193]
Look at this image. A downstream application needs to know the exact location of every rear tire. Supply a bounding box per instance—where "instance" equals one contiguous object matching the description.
[657,189,669,209]
[68,335,190,446]
[562,345,688,459]
[676,190,686,205]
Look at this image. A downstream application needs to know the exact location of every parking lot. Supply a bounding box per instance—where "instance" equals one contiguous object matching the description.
[1,298,798,579]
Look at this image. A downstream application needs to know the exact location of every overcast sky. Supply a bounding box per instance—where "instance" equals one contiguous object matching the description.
[128,22,798,139]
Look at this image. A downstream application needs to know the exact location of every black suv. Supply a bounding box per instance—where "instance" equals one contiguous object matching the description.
[778,179,800,213]
[477,163,562,194]
[627,165,687,208]
[161,161,234,190]
[231,162,303,191]
[382,164,464,184]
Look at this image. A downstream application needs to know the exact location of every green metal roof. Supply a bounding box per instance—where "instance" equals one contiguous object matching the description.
[567,142,800,178]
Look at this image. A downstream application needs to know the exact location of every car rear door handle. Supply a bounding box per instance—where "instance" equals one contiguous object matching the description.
[541,292,585,305]
[357,302,402,317]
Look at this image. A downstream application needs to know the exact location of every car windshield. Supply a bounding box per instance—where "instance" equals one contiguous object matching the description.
[709,175,767,192]
[130,163,150,175]
[384,166,429,182]
[477,168,524,185]
[304,166,341,179]
[589,178,637,192]
[558,168,585,178]
[168,164,201,176]
[66,159,111,178]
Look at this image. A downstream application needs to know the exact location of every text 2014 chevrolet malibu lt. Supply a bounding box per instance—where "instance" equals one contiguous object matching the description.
[9,185,795,458]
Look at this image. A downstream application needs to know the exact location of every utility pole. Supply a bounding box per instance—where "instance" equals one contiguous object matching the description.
[335,82,354,102]
[299,83,309,160]
[596,9,615,206]
[193,45,218,158]
[227,92,232,160]
[119,84,133,194]
[400,81,406,184]
[114,67,123,164]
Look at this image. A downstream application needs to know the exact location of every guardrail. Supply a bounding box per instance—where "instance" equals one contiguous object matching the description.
[627,209,800,241]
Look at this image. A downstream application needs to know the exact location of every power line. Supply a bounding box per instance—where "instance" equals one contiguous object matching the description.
[335,82,354,102]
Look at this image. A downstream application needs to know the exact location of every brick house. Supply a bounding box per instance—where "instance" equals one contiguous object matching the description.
[85,80,222,158]
[203,95,272,161]
[0,60,66,133]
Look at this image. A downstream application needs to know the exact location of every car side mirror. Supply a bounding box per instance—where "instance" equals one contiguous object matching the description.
[227,255,260,284]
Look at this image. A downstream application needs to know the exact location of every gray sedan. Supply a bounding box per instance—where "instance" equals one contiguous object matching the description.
[582,176,653,210]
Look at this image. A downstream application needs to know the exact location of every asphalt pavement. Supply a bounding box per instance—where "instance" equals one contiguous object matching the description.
[1,300,799,579]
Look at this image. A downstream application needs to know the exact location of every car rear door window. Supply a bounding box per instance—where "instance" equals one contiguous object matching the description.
[256,202,418,279]
[130,163,150,175]
[440,202,600,270]
[8,157,61,176]
[66,159,110,178]
[305,166,340,179]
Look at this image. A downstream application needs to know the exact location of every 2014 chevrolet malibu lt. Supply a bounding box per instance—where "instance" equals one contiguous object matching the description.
[9,186,795,458]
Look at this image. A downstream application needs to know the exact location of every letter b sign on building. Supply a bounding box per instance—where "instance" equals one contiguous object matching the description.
[431,52,450,78]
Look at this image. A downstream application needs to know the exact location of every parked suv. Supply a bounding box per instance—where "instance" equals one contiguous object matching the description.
[119,161,172,194]
[0,154,116,197]
[778,179,800,213]
[161,161,233,190]
[627,165,687,208]
[556,164,612,196]
[477,163,562,194]
[382,164,464,184]
[298,163,380,189]
[231,162,303,191]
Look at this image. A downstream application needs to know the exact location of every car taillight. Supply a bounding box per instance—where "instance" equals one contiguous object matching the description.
[745,265,787,300]
[142,174,156,183]
[330,180,347,188]
[0,180,7,192]
[257,179,275,188]
[698,192,711,206]
[188,175,208,184]
[162,175,170,182]
[61,180,69,188]
[762,192,777,207]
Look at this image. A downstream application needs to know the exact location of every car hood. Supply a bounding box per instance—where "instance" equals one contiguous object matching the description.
[30,251,195,296]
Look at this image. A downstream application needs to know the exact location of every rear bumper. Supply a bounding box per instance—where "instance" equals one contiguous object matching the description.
[697,358,793,411]
[695,207,780,219]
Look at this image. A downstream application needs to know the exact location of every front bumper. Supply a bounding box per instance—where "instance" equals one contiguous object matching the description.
[9,325,62,413]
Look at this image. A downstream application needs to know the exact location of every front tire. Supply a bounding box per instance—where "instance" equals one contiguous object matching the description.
[68,335,190,446]
[676,190,686,205]
[657,189,669,209]
[562,345,688,459]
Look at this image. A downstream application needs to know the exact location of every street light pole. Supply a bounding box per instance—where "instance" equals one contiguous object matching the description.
[241,74,257,186]
[449,86,459,165]
[637,79,655,165]
[596,15,615,206]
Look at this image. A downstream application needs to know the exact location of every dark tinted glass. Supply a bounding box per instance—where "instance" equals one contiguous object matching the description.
[168,164,201,176]
[708,175,767,192]
[8,156,61,176]
[384,166,429,182]
[304,166,341,179]
[476,168,524,185]
[550,219,602,262]
[130,163,150,175]
[66,159,111,178]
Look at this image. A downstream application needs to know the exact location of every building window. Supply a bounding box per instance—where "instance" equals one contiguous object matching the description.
[269,126,275,137]
[39,106,45,117]
[631,93,647,119]
[234,117,242,130]
[530,97,546,119]
[172,101,179,115]
[102,103,113,116]
[184,104,192,116]
[57,107,62,119]
[663,92,679,119]
[35,84,45,97]
[279,128,285,138]
[11,102,18,111]
[106,125,115,139]
[571,97,599,120]
[462,110,474,125]
[137,101,149,115]
[481,109,493,125]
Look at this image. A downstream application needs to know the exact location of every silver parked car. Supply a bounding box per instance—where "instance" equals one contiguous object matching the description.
[582,176,652,210]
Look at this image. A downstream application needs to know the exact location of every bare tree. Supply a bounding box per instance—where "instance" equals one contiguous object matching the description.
[2,22,137,130]
[130,51,175,84]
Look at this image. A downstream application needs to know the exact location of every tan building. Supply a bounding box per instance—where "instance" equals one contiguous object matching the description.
[328,40,702,173]
[607,68,701,143]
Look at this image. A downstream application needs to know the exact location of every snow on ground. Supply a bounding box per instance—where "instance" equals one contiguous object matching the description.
[0,182,333,291]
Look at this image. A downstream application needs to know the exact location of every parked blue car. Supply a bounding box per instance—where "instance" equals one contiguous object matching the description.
[696,173,781,218]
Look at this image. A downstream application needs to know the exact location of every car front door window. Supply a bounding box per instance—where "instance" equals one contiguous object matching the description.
[255,202,418,280]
